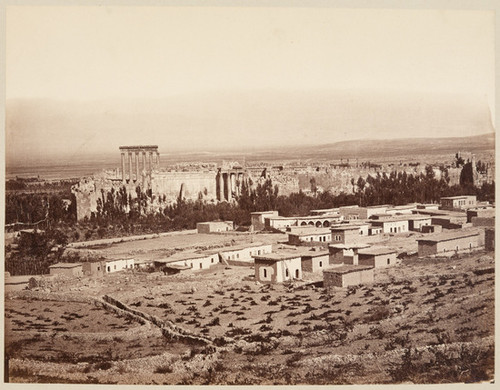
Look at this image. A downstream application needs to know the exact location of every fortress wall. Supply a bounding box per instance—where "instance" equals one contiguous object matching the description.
[72,179,99,221]
[151,171,218,202]
[74,191,98,221]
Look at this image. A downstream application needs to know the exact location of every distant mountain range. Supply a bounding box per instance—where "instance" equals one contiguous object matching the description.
[246,132,495,161]
[6,132,495,179]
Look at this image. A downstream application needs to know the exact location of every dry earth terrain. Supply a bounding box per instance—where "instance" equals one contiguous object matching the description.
[5,242,494,385]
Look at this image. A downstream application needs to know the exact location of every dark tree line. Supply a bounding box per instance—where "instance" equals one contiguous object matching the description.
[351,166,494,207]
[5,166,495,244]
[6,228,69,275]
[5,193,76,226]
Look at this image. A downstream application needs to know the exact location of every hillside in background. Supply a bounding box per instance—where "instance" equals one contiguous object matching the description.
[276,132,496,160]
[6,132,495,179]
[228,132,496,162]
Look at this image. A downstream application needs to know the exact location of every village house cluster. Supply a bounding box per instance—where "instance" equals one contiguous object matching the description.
[5,194,495,292]
[249,194,494,287]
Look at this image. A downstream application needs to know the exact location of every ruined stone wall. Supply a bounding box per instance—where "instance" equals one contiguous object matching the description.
[151,171,218,202]
[72,178,99,221]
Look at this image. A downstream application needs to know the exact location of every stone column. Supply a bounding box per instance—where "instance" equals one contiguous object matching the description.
[237,173,243,197]
[135,151,140,182]
[223,173,228,201]
[230,173,236,198]
[218,172,224,201]
[149,151,153,171]
[156,152,160,167]
[142,151,147,173]
[128,152,133,183]
[121,152,126,184]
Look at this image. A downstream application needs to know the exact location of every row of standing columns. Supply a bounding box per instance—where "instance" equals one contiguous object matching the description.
[218,171,244,201]
[121,150,160,184]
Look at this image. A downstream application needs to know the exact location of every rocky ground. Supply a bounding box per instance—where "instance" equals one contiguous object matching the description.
[5,247,495,385]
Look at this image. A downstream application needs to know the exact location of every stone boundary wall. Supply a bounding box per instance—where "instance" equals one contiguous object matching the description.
[67,229,197,248]
[102,295,213,346]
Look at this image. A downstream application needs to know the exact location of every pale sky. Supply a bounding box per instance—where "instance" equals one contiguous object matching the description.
[5,6,496,162]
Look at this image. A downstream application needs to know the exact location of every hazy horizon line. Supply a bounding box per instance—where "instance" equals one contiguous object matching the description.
[6,131,495,168]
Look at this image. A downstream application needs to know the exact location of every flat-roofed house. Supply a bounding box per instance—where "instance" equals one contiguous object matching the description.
[358,247,397,267]
[309,208,339,216]
[370,213,392,220]
[323,265,374,288]
[211,242,272,265]
[386,204,417,215]
[408,215,433,232]
[254,252,302,283]
[265,216,298,231]
[369,216,409,234]
[328,243,371,266]
[155,252,219,271]
[288,228,331,245]
[300,250,329,272]
[295,215,342,228]
[339,205,361,220]
[104,258,135,273]
[416,203,440,210]
[196,221,233,233]
[421,224,443,234]
[251,211,279,231]
[440,195,477,211]
[348,222,370,236]
[417,230,481,257]
[330,225,363,244]
[82,261,106,277]
[467,207,495,223]
[431,214,468,229]
[49,262,83,277]
[339,205,389,220]
[369,225,383,235]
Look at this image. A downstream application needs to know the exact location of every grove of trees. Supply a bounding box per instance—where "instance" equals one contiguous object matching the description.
[4,164,495,275]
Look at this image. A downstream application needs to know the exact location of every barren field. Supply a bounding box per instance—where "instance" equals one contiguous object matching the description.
[74,232,288,261]
[5,247,494,385]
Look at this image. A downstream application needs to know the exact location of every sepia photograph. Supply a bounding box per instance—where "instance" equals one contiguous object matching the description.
[3,2,496,385]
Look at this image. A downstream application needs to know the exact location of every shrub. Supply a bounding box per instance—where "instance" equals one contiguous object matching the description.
[155,364,173,374]
[208,317,220,326]
[364,306,391,323]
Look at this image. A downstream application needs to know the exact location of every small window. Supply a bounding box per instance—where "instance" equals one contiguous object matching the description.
[387,258,390,265]
[258,250,261,255]
[200,263,203,269]
[237,253,239,259]
[286,269,289,278]
[114,265,116,270]
[263,269,267,278]
[211,258,214,263]
[97,267,100,271]
[295,269,300,278]
[319,261,323,267]
[107,266,110,272]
